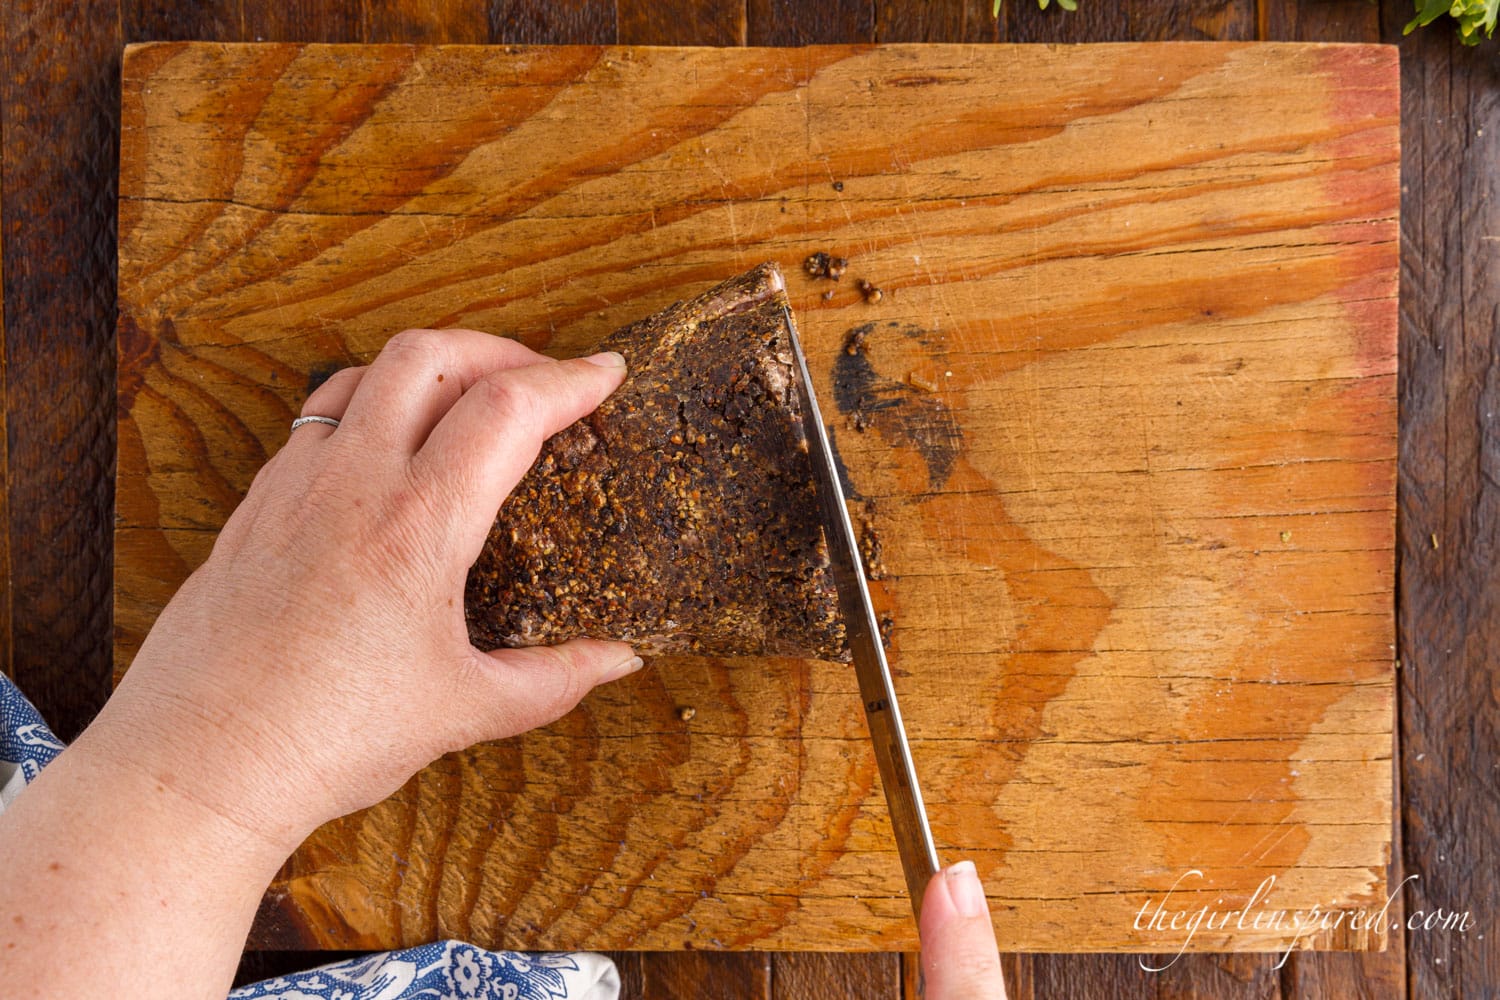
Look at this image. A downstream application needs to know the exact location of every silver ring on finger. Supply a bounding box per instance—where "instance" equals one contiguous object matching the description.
[291,415,341,432]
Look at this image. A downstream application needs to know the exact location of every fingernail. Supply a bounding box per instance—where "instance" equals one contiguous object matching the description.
[583,351,626,369]
[946,861,987,918]
[602,655,644,683]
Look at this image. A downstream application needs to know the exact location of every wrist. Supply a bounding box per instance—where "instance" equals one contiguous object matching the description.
[74,695,316,866]
[0,705,297,998]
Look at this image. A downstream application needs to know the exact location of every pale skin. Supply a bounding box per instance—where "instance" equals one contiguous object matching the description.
[0,329,1005,999]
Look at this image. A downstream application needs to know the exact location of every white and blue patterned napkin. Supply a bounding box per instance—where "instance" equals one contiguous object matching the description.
[0,674,620,1000]
[229,944,619,1000]
[0,672,65,812]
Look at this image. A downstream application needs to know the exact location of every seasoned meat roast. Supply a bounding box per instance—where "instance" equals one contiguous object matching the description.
[465,263,850,662]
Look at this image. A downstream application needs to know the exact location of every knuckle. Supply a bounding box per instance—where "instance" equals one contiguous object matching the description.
[474,373,543,428]
[324,365,362,388]
[527,645,593,719]
[460,647,592,742]
[301,366,360,414]
[381,328,445,368]
[552,652,593,708]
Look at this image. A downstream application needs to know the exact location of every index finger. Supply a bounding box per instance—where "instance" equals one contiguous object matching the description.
[341,328,552,455]
[408,350,628,563]
[920,862,1007,999]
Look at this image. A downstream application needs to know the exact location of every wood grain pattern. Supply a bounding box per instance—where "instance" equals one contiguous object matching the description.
[619,0,744,47]
[116,41,1398,954]
[1,0,1489,995]
[875,0,1000,44]
[240,0,364,43]
[490,0,616,45]
[998,0,1253,44]
[999,0,1129,42]
[748,0,874,45]
[363,0,489,45]
[1257,13,1409,1000]
[1277,947,1406,1000]
[1,0,120,739]
[1038,4,1406,999]
[121,0,241,44]
[506,7,718,997]
[0,93,8,681]
[773,952,900,998]
[1258,0,1382,45]
[642,952,771,999]
[1391,10,1500,998]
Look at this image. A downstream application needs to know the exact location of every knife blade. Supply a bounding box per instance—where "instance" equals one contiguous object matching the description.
[781,307,942,923]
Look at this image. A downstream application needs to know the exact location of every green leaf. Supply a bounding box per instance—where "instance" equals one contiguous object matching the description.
[1405,0,1451,33]
[1458,0,1500,40]
[1405,0,1499,40]
[989,0,1495,42]
[991,0,1090,19]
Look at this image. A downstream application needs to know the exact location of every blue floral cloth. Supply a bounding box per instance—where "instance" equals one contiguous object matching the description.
[0,672,65,811]
[0,674,619,1000]
[229,944,610,1000]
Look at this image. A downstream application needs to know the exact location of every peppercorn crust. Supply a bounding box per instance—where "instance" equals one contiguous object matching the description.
[465,262,850,662]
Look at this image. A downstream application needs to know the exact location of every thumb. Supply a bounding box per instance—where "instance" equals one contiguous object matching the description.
[919,861,1007,1000]
[461,638,643,741]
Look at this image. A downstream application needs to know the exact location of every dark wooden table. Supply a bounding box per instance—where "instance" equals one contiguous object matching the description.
[1,1,1492,997]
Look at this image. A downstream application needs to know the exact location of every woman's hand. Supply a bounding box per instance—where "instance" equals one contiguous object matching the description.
[1,329,638,999]
[96,329,638,849]
[920,862,1009,999]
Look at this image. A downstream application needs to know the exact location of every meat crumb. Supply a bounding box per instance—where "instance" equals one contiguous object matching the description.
[860,519,887,580]
[804,252,848,281]
[678,706,697,722]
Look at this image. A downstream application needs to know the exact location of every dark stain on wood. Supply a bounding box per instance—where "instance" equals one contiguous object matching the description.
[831,321,962,489]
[824,425,864,502]
[304,361,343,397]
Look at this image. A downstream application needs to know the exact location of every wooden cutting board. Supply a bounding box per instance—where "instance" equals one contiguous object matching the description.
[116,41,1399,953]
